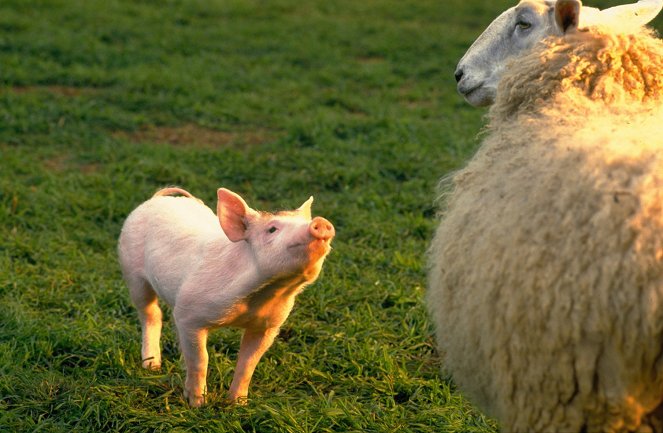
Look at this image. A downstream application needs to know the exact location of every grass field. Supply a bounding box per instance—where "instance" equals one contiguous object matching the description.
[1,1,661,432]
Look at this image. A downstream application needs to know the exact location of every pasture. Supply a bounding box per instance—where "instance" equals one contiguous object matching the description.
[1,0,660,432]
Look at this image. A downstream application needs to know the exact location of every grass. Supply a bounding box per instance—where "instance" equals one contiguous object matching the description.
[1,1,661,432]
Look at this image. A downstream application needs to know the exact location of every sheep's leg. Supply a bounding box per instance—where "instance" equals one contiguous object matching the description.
[227,327,279,403]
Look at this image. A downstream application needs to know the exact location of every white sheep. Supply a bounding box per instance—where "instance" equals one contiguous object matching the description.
[427,1,663,432]
[454,0,662,106]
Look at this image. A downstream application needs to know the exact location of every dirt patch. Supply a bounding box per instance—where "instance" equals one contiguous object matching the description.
[356,56,386,65]
[6,85,99,97]
[79,162,102,174]
[398,82,436,110]
[43,154,69,172]
[403,98,435,110]
[42,154,101,174]
[114,124,277,149]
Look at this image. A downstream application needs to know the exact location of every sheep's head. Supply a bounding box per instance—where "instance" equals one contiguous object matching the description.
[489,26,663,121]
[455,0,663,107]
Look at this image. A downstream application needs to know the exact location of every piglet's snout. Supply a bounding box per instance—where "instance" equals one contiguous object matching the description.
[309,217,335,240]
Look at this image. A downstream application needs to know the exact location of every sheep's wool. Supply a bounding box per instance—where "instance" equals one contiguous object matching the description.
[428,28,663,432]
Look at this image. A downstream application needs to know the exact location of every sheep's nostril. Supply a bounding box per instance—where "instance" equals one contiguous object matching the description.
[454,68,464,83]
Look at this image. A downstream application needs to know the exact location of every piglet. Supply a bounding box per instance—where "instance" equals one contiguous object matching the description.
[118,187,335,406]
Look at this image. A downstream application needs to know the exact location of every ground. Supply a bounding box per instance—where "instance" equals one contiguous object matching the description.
[0,0,660,432]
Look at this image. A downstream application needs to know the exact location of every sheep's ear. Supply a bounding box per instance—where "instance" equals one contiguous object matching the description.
[555,0,581,33]
[216,188,257,242]
[599,0,663,30]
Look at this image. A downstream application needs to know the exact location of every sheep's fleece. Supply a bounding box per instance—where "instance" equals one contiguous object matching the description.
[427,28,663,432]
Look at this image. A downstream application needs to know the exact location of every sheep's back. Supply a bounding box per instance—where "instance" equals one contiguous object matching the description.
[427,107,663,432]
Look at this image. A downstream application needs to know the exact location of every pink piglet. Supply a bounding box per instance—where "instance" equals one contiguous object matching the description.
[118,187,335,406]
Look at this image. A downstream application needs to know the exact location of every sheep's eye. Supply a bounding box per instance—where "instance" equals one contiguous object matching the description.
[267,226,278,234]
[516,21,531,30]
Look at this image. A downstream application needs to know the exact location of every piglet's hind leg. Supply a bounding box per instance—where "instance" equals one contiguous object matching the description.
[228,327,280,403]
[128,278,163,370]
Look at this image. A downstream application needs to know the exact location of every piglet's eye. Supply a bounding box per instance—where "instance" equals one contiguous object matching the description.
[267,226,278,234]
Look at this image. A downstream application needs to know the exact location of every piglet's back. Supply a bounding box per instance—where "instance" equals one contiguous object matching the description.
[118,194,225,305]
[120,194,221,248]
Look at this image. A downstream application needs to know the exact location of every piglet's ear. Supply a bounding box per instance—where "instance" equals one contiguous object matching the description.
[297,196,313,220]
[217,188,255,242]
[555,0,581,33]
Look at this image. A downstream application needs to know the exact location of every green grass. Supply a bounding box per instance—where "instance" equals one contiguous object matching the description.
[1,1,661,432]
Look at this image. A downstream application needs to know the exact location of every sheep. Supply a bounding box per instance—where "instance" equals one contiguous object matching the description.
[454,0,662,106]
[427,1,663,432]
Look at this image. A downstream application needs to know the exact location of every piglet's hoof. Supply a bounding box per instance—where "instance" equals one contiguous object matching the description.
[141,358,161,371]
[184,390,205,408]
[225,395,249,406]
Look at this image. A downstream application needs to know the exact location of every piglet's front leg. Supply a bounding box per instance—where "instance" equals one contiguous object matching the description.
[227,327,280,403]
